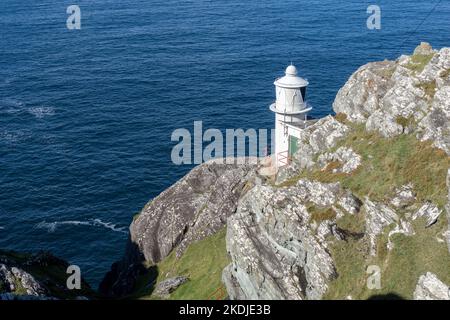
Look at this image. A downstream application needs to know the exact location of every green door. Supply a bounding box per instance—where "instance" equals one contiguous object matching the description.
[289,135,299,158]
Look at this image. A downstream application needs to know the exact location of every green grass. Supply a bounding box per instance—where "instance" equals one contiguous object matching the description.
[416,80,437,99]
[335,210,366,234]
[309,206,337,224]
[325,217,450,299]
[136,228,229,300]
[379,65,396,80]
[395,115,415,129]
[405,53,435,73]
[440,68,450,79]
[324,237,369,299]
[334,112,348,124]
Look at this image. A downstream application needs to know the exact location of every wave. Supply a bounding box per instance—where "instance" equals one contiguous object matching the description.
[35,219,128,234]
[0,129,32,143]
[27,106,55,119]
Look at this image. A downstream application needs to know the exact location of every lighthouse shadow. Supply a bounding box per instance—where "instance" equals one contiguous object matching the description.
[367,293,405,300]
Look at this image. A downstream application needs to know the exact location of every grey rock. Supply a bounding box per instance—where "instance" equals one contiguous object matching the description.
[383,66,429,121]
[333,61,396,122]
[153,276,188,297]
[413,42,434,56]
[417,85,450,154]
[0,250,91,300]
[307,116,350,154]
[317,146,361,174]
[337,193,362,215]
[364,198,399,256]
[223,180,364,300]
[0,264,46,296]
[0,293,57,301]
[390,184,416,208]
[413,272,450,300]
[0,264,16,292]
[11,267,47,296]
[412,202,442,227]
[366,109,403,137]
[418,47,450,83]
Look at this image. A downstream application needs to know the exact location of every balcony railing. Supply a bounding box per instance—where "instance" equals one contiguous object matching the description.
[277,151,290,167]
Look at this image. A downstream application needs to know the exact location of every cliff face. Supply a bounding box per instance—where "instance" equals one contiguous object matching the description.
[100,159,258,296]
[102,43,450,300]
[130,159,257,265]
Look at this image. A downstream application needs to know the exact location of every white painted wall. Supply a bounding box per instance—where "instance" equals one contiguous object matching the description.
[275,87,304,112]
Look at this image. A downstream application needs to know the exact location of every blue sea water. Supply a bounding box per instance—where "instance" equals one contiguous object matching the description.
[0,0,449,287]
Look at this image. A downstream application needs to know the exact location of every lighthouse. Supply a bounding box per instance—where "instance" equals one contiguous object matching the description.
[270,64,311,168]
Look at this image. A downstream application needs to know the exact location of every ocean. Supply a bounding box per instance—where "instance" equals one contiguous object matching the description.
[0,0,448,287]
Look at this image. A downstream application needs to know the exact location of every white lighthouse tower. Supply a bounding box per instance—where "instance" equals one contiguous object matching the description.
[270,64,311,168]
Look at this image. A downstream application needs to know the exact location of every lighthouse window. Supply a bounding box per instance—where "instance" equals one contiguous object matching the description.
[300,87,307,101]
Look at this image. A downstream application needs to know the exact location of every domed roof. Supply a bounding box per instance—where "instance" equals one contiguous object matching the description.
[285,65,298,76]
[274,64,309,88]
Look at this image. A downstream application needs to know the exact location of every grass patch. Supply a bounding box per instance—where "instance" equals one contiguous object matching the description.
[309,206,337,223]
[137,228,229,300]
[440,68,450,79]
[416,80,437,99]
[334,113,348,124]
[379,65,396,80]
[395,115,415,129]
[405,53,434,73]
[335,210,366,234]
[324,237,369,299]
[325,217,450,299]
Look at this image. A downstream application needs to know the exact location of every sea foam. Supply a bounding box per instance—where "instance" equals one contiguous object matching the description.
[35,219,128,234]
[27,106,55,119]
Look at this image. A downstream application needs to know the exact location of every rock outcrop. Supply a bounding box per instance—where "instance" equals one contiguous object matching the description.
[153,276,188,298]
[412,202,442,228]
[131,158,257,264]
[364,198,399,256]
[222,180,362,300]
[413,272,450,300]
[390,184,416,209]
[317,147,361,174]
[334,43,450,155]
[0,264,47,297]
[0,250,92,300]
